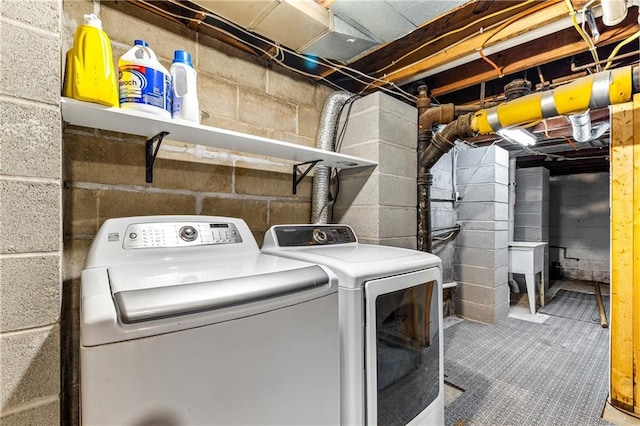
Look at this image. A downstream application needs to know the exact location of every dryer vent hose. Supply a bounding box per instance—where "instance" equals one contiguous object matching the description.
[311,91,354,224]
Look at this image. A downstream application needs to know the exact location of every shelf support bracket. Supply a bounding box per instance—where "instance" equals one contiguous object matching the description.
[146,131,170,183]
[292,160,321,194]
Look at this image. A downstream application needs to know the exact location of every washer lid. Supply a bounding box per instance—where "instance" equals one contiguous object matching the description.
[107,254,331,323]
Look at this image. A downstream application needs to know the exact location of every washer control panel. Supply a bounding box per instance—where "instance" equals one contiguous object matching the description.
[123,221,242,249]
[274,225,356,247]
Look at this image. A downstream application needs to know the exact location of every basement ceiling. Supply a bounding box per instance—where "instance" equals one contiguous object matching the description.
[123,0,640,175]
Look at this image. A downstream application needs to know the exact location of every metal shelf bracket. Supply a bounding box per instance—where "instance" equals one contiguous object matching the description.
[146,131,170,183]
[292,160,321,194]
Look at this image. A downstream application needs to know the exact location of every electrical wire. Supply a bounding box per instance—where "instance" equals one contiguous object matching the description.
[475,0,551,78]
[138,0,417,102]
[563,136,579,150]
[565,0,601,72]
[477,48,503,77]
[151,0,418,102]
[372,0,538,76]
[432,230,459,242]
[604,29,640,70]
[330,96,358,221]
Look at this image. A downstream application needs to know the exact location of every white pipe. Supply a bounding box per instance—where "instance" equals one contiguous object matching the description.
[443,281,458,289]
[601,0,628,26]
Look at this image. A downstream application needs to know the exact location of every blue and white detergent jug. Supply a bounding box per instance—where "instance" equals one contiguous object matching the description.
[171,50,200,123]
[118,40,171,118]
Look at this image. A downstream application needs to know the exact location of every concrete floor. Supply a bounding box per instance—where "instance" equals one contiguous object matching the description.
[508,278,610,323]
[444,278,621,423]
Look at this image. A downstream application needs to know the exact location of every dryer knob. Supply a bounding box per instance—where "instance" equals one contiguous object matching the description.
[313,228,328,244]
[179,225,198,242]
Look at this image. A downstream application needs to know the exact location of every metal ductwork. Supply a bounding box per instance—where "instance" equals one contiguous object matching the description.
[311,91,354,224]
[190,0,466,62]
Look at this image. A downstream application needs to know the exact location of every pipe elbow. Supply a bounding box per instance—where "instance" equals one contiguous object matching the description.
[420,113,474,169]
[419,104,455,131]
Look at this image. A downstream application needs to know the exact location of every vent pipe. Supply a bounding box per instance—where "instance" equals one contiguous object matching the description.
[311,91,354,224]
[568,111,593,142]
[416,86,456,252]
[601,0,628,26]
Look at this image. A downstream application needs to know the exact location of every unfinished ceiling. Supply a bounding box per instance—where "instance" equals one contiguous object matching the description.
[124,0,640,174]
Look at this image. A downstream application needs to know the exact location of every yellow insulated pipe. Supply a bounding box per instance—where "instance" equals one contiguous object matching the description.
[471,65,636,134]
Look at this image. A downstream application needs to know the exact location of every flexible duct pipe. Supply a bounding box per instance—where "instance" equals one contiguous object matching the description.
[601,0,628,26]
[311,91,354,224]
[568,111,593,142]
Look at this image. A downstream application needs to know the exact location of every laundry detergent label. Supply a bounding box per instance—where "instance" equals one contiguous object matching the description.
[119,65,170,112]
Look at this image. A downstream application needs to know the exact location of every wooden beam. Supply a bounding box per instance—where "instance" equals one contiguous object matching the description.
[358,2,636,95]
[426,18,639,97]
[362,1,569,84]
[610,99,635,413]
[314,0,336,8]
[349,0,537,76]
[634,93,640,416]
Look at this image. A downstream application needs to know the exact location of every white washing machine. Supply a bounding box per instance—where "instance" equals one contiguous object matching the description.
[262,224,444,426]
[80,215,340,425]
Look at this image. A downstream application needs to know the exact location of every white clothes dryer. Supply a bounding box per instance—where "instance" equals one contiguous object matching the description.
[80,215,340,425]
[262,224,444,426]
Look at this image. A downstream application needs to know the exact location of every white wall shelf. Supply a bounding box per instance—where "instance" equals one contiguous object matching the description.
[61,97,377,191]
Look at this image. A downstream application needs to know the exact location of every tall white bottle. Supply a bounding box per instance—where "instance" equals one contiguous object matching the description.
[118,40,171,118]
[170,50,200,123]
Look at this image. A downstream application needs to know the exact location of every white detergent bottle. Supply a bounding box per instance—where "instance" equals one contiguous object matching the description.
[118,40,171,118]
[170,50,200,123]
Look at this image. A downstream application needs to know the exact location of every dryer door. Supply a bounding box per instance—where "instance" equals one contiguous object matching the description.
[364,267,442,425]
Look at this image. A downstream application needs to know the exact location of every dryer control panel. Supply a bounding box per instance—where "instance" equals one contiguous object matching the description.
[273,225,357,247]
[123,221,242,249]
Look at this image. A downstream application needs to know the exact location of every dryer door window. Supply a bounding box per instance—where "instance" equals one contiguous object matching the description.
[364,269,441,425]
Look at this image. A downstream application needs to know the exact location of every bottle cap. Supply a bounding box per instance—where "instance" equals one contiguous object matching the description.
[173,50,194,68]
[134,39,149,47]
[83,14,103,30]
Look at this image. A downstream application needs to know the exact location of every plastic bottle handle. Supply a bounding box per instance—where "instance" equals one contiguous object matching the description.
[134,45,159,62]
[173,66,188,97]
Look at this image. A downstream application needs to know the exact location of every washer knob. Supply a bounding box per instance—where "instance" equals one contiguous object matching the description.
[179,225,198,242]
[313,228,328,244]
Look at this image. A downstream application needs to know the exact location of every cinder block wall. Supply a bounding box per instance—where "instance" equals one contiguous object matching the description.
[549,172,610,283]
[60,1,332,425]
[334,92,416,248]
[514,167,550,288]
[0,1,62,424]
[454,146,510,324]
[430,149,458,283]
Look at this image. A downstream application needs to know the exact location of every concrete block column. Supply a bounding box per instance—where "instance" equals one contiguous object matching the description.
[454,145,510,324]
[0,1,62,424]
[514,167,550,290]
[334,92,417,249]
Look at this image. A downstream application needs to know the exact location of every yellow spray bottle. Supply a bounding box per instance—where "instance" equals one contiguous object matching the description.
[63,14,118,107]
